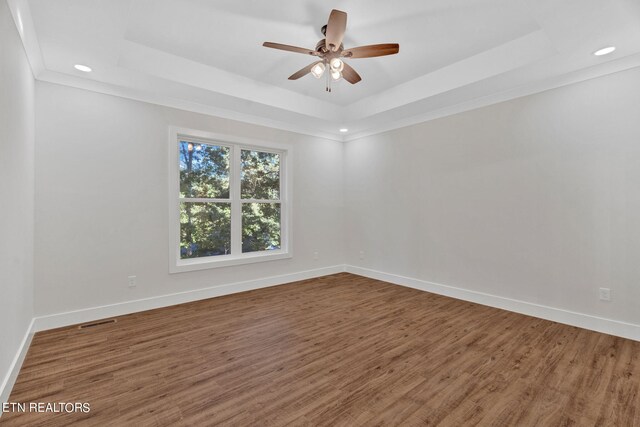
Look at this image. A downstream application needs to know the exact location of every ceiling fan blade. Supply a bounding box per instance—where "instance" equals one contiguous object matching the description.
[325,9,347,52]
[263,42,319,56]
[341,62,361,84]
[288,61,322,80]
[342,43,400,58]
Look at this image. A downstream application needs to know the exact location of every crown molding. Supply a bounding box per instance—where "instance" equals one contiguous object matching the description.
[37,69,345,142]
[7,0,45,78]
[8,0,640,144]
[343,52,640,141]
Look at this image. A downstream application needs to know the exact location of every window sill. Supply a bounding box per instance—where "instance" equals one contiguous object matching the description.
[170,250,291,273]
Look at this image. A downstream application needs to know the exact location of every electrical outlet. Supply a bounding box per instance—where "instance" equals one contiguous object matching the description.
[128,275,137,288]
[598,287,611,301]
[313,251,319,260]
[359,251,365,260]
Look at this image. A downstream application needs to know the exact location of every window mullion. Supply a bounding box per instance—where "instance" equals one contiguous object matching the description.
[180,197,231,203]
[241,199,280,204]
[230,146,242,255]
[280,151,286,252]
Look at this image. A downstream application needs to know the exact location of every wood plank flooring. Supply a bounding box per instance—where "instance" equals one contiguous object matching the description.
[3,273,640,426]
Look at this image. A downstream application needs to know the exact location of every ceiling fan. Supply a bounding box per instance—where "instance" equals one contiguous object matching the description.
[263,9,399,92]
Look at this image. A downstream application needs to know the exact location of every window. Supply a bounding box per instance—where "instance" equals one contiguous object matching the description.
[169,128,291,272]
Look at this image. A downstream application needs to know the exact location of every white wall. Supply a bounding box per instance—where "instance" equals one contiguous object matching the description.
[34,82,344,317]
[0,0,35,403]
[345,66,640,328]
[25,40,640,335]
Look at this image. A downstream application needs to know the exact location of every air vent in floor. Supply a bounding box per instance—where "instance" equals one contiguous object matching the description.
[78,319,117,329]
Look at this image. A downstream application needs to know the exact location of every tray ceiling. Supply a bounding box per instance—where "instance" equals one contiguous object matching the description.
[9,0,640,140]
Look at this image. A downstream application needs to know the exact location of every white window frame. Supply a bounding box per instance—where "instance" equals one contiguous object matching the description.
[168,126,292,273]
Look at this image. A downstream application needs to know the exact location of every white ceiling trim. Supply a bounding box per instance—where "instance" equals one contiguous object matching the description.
[345,29,556,121]
[7,0,44,78]
[36,69,344,142]
[7,0,640,143]
[35,51,640,144]
[118,40,344,122]
[344,52,640,141]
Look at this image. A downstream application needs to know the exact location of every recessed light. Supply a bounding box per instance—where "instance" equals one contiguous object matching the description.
[74,64,92,72]
[594,46,616,56]
[339,128,349,133]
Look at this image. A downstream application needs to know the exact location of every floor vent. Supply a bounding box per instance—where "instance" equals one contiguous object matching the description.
[78,319,117,329]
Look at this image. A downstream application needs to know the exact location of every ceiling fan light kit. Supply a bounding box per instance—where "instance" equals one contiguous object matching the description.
[330,58,344,72]
[311,62,326,79]
[263,9,399,92]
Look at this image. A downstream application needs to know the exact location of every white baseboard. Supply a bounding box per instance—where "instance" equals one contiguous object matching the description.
[33,265,346,332]
[13,263,638,409]
[346,265,640,342]
[1,318,35,407]
[31,264,640,339]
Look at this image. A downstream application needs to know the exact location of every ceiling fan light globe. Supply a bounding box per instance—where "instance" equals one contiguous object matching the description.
[330,58,344,72]
[330,69,342,81]
[311,62,326,78]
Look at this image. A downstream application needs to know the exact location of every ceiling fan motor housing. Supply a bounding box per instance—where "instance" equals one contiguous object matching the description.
[315,39,344,59]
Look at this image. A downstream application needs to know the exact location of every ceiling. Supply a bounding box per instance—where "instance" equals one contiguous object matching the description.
[8,0,640,141]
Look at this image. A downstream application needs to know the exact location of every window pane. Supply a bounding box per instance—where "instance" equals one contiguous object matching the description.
[241,150,280,200]
[242,203,281,253]
[180,141,230,199]
[180,202,231,258]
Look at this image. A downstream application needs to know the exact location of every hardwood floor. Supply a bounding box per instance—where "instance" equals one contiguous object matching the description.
[3,273,640,426]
